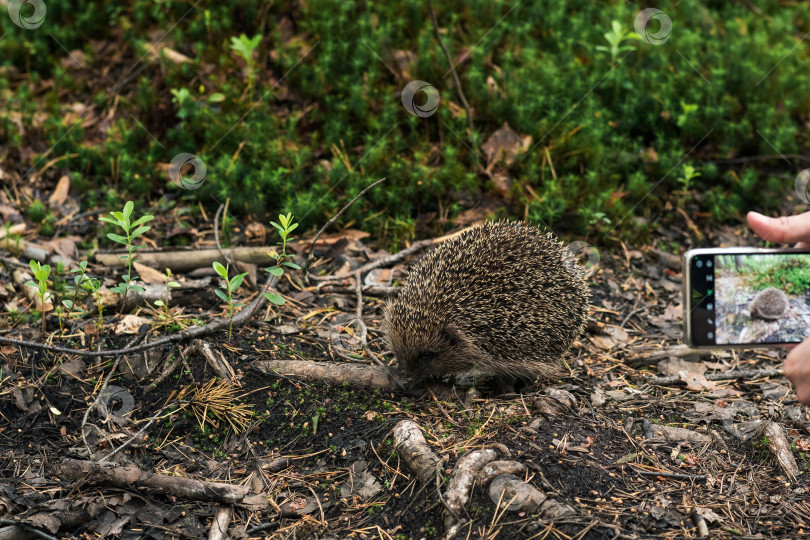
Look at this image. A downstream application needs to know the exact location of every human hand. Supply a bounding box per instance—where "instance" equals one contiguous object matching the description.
[747,210,810,403]
[786,340,810,404]
[747,211,810,247]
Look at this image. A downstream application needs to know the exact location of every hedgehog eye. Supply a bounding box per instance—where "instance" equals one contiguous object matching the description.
[417,351,435,363]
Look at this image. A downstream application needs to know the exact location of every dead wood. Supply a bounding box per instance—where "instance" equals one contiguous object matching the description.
[56,459,268,510]
[477,460,527,485]
[624,344,707,367]
[95,246,278,273]
[444,449,499,530]
[392,420,442,486]
[488,474,575,517]
[649,367,783,386]
[208,505,232,540]
[253,359,398,389]
[758,421,800,479]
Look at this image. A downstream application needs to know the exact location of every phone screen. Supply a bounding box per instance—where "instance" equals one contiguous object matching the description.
[688,251,810,346]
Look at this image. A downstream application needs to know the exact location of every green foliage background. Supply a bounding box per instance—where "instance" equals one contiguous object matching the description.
[2,1,809,244]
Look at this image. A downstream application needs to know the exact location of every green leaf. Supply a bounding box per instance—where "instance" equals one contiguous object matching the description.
[267,267,284,277]
[209,93,225,102]
[263,292,285,305]
[107,233,128,244]
[282,262,301,270]
[215,289,229,302]
[213,261,227,279]
[25,280,35,287]
[131,225,150,238]
[129,284,145,293]
[123,201,134,220]
[230,272,248,290]
[98,215,118,226]
[29,260,39,274]
[168,281,180,288]
[269,220,283,231]
[131,215,154,228]
[62,299,73,309]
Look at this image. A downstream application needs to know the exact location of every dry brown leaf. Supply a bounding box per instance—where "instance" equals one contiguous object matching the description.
[678,370,718,391]
[481,123,532,169]
[48,175,71,206]
[133,262,164,284]
[114,314,150,334]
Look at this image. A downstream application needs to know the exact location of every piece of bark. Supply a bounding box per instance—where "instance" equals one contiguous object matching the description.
[56,459,267,510]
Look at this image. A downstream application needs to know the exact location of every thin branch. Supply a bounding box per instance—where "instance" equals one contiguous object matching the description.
[649,367,783,386]
[303,177,387,275]
[428,0,473,134]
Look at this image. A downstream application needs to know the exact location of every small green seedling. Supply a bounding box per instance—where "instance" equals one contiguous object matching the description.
[230,34,262,98]
[98,201,154,307]
[81,276,104,334]
[595,20,640,64]
[677,163,701,208]
[61,260,91,326]
[213,261,249,343]
[25,260,52,334]
[151,268,184,329]
[154,268,180,311]
[264,212,300,306]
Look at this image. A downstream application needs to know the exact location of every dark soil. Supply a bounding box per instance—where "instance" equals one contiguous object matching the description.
[2,220,810,539]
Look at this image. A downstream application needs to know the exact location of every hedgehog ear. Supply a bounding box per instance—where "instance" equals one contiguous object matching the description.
[440,324,461,348]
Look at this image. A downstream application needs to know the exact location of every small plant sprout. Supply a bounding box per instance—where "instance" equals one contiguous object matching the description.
[213,261,249,342]
[264,213,300,306]
[151,268,186,330]
[230,34,262,98]
[595,20,640,64]
[61,261,91,325]
[81,276,104,334]
[677,164,701,208]
[25,260,52,334]
[98,201,154,307]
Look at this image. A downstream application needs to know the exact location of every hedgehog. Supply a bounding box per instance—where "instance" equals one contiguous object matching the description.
[749,287,788,321]
[382,220,590,392]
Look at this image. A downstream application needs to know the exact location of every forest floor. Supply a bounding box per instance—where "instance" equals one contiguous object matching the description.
[2,214,809,540]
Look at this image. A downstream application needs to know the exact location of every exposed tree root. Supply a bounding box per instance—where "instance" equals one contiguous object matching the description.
[56,459,268,510]
[253,359,399,389]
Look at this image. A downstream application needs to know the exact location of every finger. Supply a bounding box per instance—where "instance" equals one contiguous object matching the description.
[747,211,810,245]
[785,338,810,381]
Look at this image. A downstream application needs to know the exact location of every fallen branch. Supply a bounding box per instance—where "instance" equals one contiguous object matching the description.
[303,177,387,275]
[56,459,268,510]
[253,359,399,389]
[649,368,783,386]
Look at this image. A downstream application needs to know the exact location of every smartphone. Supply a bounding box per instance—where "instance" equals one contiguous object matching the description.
[684,247,810,348]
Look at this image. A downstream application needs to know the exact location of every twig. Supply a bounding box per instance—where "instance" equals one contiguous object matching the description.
[309,238,433,282]
[634,470,706,481]
[303,177,387,275]
[0,519,59,540]
[428,0,473,134]
[649,367,783,386]
[0,275,279,358]
[213,202,256,290]
[99,399,173,462]
[81,336,143,458]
